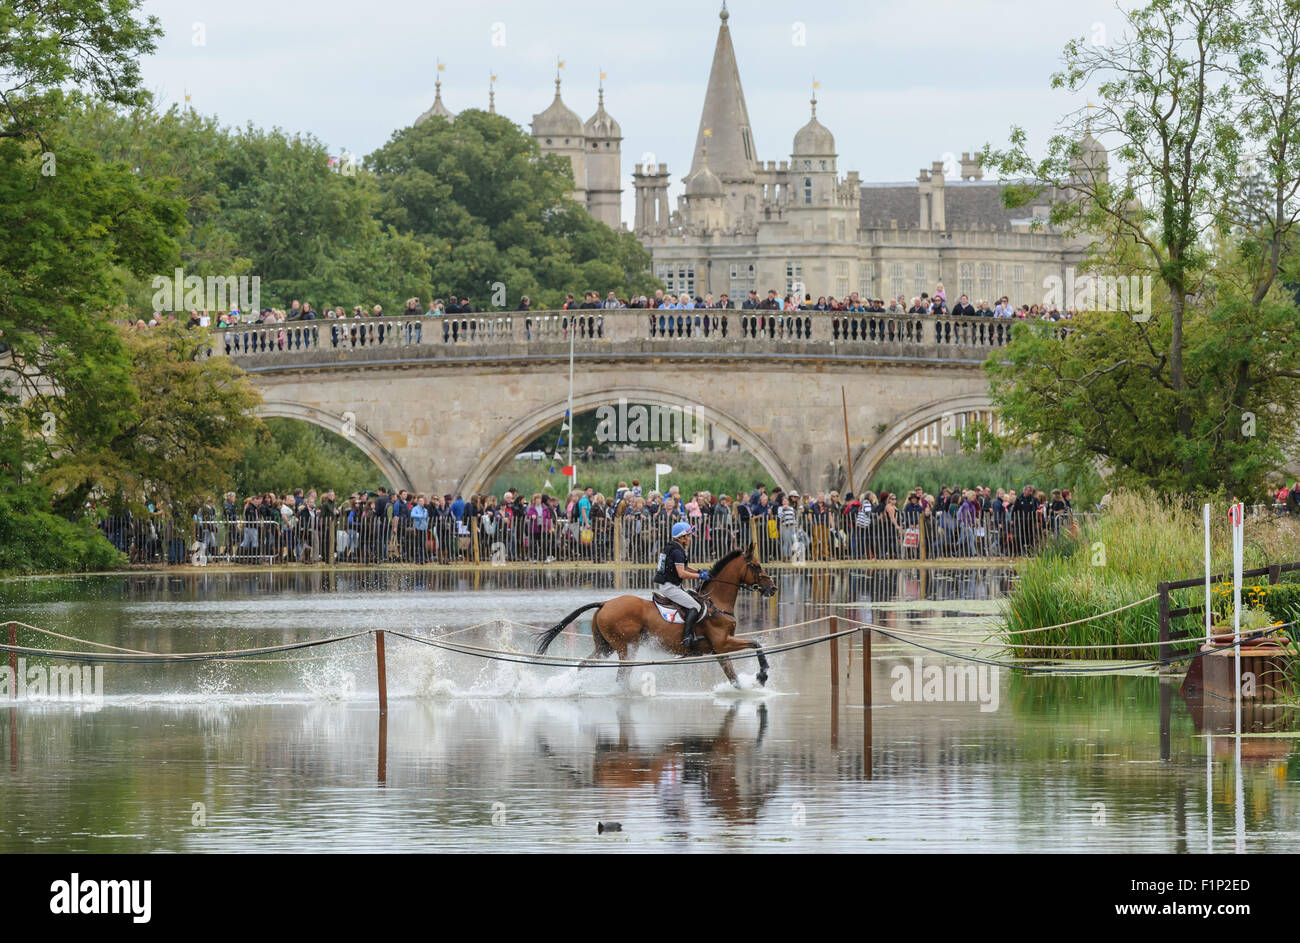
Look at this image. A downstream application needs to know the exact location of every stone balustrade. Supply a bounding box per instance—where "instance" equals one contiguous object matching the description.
[209,310,1013,364]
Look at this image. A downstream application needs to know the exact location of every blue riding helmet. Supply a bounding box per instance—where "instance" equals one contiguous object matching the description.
[671,522,694,539]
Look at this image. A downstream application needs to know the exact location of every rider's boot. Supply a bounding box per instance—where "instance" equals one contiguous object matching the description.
[681,607,700,653]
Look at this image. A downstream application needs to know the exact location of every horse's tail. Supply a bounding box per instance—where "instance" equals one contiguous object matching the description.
[535,602,604,655]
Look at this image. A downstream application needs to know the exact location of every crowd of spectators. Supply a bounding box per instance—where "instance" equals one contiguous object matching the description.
[100,478,1090,566]
[123,280,1084,332]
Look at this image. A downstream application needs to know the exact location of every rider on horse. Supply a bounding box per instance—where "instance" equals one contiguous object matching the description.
[654,522,710,650]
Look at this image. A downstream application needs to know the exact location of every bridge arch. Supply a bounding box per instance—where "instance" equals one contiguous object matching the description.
[458,388,797,496]
[256,399,415,492]
[853,393,998,493]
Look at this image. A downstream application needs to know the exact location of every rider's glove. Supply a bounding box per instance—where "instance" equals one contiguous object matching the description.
[698,569,710,581]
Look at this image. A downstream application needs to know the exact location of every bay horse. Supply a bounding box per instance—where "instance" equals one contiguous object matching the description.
[534,542,778,687]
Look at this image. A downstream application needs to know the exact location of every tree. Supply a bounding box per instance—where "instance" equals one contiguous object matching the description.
[60,102,435,312]
[367,109,660,308]
[229,418,392,498]
[979,0,1300,495]
[0,0,161,146]
[41,323,263,515]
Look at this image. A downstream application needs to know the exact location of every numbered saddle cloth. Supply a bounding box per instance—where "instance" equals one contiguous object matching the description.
[654,602,684,623]
[651,590,707,624]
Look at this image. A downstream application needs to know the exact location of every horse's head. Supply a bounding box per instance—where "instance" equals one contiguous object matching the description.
[740,542,778,597]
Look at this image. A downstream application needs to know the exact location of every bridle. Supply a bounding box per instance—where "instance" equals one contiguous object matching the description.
[703,559,771,594]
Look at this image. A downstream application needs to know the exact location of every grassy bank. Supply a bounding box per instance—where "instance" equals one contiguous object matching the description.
[1004,492,1300,661]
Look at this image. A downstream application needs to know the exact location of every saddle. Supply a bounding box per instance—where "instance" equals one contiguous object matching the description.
[652,589,713,624]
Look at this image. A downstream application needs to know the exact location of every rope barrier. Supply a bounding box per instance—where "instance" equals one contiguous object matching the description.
[861,623,1292,675]
[814,593,1160,636]
[0,631,371,664]
[854,619,1292,652]
[383,620,862,669]
[2,603,1288,674]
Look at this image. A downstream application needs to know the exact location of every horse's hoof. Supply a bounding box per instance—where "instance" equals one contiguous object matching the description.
[757,671,768,687]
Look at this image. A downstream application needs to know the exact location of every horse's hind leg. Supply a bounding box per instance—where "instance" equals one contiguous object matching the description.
[577,607,614,670]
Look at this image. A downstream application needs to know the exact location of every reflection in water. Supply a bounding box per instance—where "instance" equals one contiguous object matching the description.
[0,566,1297,852]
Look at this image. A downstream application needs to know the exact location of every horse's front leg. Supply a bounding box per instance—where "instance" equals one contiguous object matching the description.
[711,635,769,687]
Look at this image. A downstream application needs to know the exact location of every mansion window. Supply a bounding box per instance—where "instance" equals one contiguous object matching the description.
[913,262,927,298]
[786,261,804,298]
[860,263,875,299]
[657,263,696,297]
[1012,265,1025,304]
[835,261,849,299]
[890,263,905,299]
[729,262,755,299]
[804,178,813,205]
[979,263,993,301]
[959,263,974,299]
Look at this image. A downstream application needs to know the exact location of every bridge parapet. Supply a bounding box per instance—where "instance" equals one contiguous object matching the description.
[210,311,1014,366]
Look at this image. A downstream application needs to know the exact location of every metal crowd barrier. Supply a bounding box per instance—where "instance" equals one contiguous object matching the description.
[94,503,1132,567]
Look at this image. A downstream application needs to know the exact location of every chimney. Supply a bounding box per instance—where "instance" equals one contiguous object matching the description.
[959,152,983,181]
[918,168,931,230]
[929,161,946,231]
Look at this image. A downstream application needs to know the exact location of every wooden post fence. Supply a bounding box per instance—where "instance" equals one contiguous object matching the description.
[375,630,388,716]
[1157,560,1300,670]
[830,616,840,750]
[863,623,872,780]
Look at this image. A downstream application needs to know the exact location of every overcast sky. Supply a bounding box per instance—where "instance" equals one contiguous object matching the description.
[139,0,1132,224]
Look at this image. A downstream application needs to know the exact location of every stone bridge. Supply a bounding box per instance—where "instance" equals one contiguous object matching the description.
[210,310,1011,496]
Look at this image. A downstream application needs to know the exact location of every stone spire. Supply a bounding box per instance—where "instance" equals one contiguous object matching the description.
[415,62,455,125]
[583,74,621,139]
[792,83,835,156]
[489,72,496,114]
[686,139,723,197]
[686,4,757,186]
[531,64,583,138]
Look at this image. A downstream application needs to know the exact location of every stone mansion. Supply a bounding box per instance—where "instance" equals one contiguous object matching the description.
[418,6,1106,307]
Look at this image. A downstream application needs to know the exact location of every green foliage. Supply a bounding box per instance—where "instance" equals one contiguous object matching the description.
[60,102,433,312]
[0,0,161,143]
[230,418,393,498]
[367,110,660,309]
[0,2,197,570]
[0,497,122,575]
[0,422,121,575]
[1004,490,1300,659]
[33,324,263,517]
[867,449,1102,506]
[980,0,1300,496]
[1210,581,1300,627]
[488,451,767,500]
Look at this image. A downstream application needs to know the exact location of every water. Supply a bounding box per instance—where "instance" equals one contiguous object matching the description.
[0,567,1296,853]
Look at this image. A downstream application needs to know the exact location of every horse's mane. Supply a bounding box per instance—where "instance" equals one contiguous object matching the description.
[710,548,746,574]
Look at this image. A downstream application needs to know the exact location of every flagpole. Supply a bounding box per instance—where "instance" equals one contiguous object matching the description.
[567,308,575,490]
